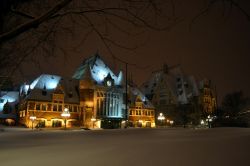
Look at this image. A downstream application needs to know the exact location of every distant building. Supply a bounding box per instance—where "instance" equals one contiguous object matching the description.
[0,91,19,125]
[198,79,217,117]
[18,54,155,129]
[141,64,217,125]
[128,85,155,128]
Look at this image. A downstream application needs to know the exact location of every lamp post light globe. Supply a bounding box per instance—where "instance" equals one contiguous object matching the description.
[30,115,36,130]
[157,113,165,127]
[61,108,70,130]
[170,120,174,126]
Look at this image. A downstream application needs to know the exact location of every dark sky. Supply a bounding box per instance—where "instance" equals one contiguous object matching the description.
[20,0,250,105]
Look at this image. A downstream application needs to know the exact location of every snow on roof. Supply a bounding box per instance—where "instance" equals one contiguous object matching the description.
[141,65,199,104]
[0,91,19,112]
[72,54,123,85]
[24,77,80,104]
[30,74,61,90]
[129,85,154,109]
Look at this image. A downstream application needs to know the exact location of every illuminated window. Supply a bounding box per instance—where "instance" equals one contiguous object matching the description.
[130,110,132,115]
[41,104,46,111]
[36,103,40,111]
[47,104,52,111]
[28,102,35,110]
[52,120,62,127]
[74,106,78,112]
[69,105,72,112]
[53,104,57,111]
[58,105,62,112]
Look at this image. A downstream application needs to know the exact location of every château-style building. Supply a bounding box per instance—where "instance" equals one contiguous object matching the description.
[18,54,155,129]
[141,64,217,125]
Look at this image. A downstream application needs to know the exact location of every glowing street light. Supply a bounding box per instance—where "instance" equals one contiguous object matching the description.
[61,108,70,130]
[170,120,174,126]
[157,113,165,126]
[30,115,36,130]
[206,115,212,128]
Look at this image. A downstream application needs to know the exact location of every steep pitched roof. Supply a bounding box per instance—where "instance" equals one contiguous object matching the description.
[72,53,123,85]
[129,85,154,109]
[0,91,19,113]
[23,75,79,104]
[141,65,199,104]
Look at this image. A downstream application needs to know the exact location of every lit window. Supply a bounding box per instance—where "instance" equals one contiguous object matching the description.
[74,106,78,112]
[42,104,46,111]
[69,105,72,112]
[53,104,57,111]
[130,110,132,115]
[36,103,40,111]
[28,102,35,110]
[58,105,62,112]
[47,104,52,111]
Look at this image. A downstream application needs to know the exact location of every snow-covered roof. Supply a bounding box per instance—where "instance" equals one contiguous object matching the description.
[0,91,19,112]
[72,54,123,85]
[129,85,154,109]
[22,75,79,104]
[141,65,199,104]
[20,74,61,95]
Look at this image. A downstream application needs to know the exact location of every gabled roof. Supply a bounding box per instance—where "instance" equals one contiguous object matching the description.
[30,74,61,90]
[141,65,199,104]
[129,85,154,109]
[23,75,79,104]
[0,91,19,112]
[72,53,123,86]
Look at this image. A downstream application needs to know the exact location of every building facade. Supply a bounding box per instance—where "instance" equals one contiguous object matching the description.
[18,54,154,129]
[198,79,217,117]
[128,85,155,128]
[141,64,217,126]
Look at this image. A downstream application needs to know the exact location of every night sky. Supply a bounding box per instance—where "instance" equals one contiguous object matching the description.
[10,0,250,104]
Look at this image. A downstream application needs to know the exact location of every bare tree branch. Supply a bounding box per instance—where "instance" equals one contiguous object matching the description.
[0,0,72,43]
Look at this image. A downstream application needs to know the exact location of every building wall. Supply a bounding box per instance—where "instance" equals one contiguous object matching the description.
[128,96,155,128]
[19,100,80,128]
[199,80,217,116]
[129,107,155,127]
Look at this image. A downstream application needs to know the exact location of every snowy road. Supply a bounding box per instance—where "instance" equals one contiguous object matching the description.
[0,128,249,166]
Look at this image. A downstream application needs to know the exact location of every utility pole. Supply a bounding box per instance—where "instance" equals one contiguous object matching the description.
[125,62,128,125]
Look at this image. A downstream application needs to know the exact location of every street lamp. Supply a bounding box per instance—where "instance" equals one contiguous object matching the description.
[206,115,212,128]
[91,117,96,129]
[157,113,165,126]
[61,108,70,130]
[30,115,36,130]
[170,120,174,126]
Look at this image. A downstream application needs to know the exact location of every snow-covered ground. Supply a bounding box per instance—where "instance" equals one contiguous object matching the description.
[0,128,249,166]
